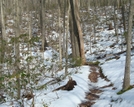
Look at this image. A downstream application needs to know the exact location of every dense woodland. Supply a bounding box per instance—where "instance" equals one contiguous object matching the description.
[0,0,134,107]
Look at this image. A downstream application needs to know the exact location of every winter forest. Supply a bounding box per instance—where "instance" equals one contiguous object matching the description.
[0,0,134,107]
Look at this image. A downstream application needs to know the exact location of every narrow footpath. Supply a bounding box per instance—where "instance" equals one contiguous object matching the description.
[79,64,114,107]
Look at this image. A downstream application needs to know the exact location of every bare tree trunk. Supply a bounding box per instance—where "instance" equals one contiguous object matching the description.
[28,12,32,84]
[114,0,118,41]
[65,0,70,75]
[0,0,6,64]
[86,0,90,11]
[123,0,134,91]
[74,0,85,64]
[1,0,6,40]
[93,0,96,43]
[0,1,3,88]
[40,0,47,54]
[69,0,81,58]
[15,0,21,99]
[63,0,66,58]
[58,0,62,69]
[104,0,108,25]
[69,0,85,65]
[121,0,126,32]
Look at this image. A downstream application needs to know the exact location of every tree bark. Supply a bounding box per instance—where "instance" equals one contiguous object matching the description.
[69,0,85,65]
[121,0,126,32]
[0,0,6,64]
[75,0,86,63]
[65,0,70,75]
[123,0,134,91]
[40,0,47,53]
[15,0,21,99]
[63,0,66,57]
[114,0,118,41]
[57,0,62,69]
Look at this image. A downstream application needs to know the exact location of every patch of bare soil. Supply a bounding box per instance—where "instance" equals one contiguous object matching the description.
[100,83,113,88]
[90,88,103,94]
[79,89,102,107]
[86,93,99,100]
[79,101,95,107]
[79,65,112,107]
[88,71,99,83]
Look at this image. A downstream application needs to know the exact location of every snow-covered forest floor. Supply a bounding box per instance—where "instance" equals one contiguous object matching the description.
[0,6,134,107]
[1,28,134,107]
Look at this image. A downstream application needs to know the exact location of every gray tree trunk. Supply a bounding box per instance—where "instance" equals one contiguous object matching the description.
[40,0,47,54]
[114,0,118,41]
[65,0,70,75]
[0,0,6,40]
[58,0,62,69]
[63,0,66,58]
[121,0,126,32]
[0,0,6,64]
[123,0,134,91]
[14,0,21,99]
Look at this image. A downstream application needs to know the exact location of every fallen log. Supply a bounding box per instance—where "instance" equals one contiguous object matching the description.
[97,46,134,60]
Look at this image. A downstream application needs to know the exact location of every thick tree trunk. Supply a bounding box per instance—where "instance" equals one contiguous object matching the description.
[74,0,85,64]
[69,0,85,64]
[69,0,81,58]
[123,0,134,91]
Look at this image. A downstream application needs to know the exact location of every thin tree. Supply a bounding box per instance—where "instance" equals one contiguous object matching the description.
[65,0,70,75]
[121,0,126,32]
[113,0,118,41]
[40,0,47,54]
[58,0,62,69]
[93,0,96,43]
[0,1,3,88]
[0,0,6,64]
[63,0,67,58]
[14,0,21,99]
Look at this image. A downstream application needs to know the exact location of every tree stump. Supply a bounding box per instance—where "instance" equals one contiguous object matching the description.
[108,22,113,30]
[53,77,77,91]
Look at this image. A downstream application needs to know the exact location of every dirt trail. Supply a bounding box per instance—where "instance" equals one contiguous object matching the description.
[79,65,113,107]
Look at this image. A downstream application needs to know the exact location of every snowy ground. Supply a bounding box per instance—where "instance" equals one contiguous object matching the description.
[1,50,134,107]
[93,55,134,107]
[1,8,134,107]
[0,65,91,107]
